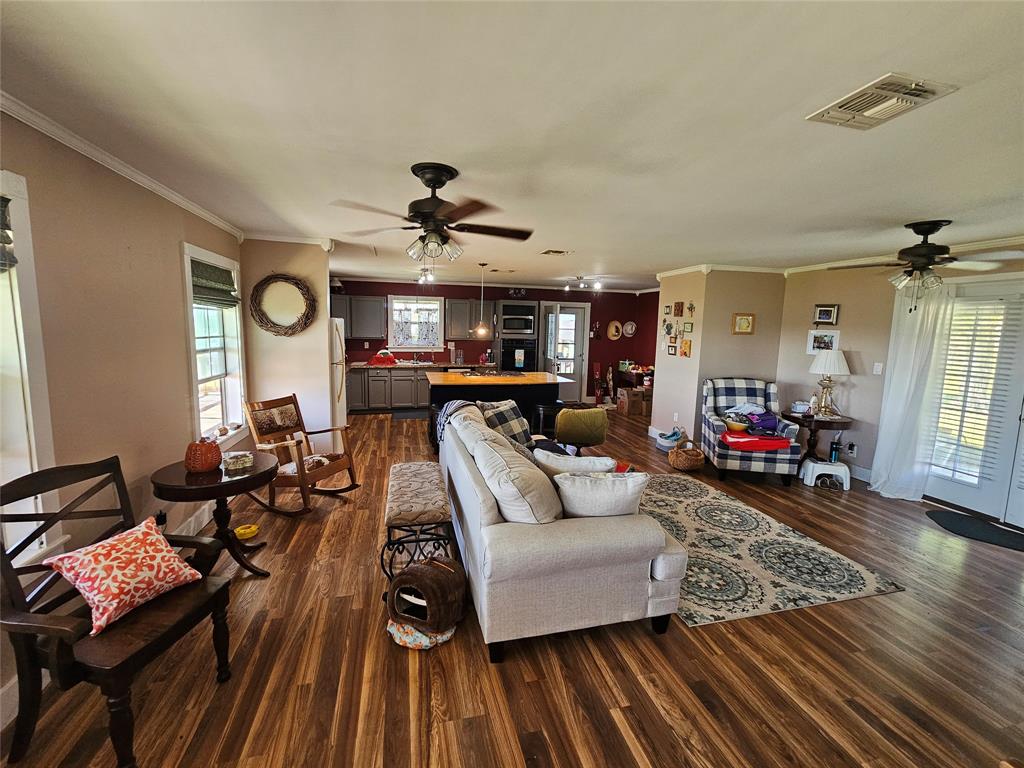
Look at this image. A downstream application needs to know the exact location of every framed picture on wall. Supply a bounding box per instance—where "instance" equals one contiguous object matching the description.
[673,301,686,317]
[664,304,671,315]
[667,345,677,356]
[807,329,840,354]
[682,321,693,333]
[681,339,692,357]
[814,304,840,325]
[731,312,755,335]
[668,335,678,344]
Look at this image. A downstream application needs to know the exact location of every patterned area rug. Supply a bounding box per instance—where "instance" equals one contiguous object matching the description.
[640,474,903,627]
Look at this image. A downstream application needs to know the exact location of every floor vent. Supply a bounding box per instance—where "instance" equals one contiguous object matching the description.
[806,73,958,130]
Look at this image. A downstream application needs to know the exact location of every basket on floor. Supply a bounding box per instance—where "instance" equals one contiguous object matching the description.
[668,440,704,471]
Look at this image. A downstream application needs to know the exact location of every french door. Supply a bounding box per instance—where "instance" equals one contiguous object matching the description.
[541,302,588,402]
[925,280,1024,524]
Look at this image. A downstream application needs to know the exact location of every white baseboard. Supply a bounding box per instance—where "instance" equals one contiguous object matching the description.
[850,464,871,483]
[172,500,216,536]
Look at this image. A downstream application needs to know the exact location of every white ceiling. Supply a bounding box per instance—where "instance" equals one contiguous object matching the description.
[2,2,1022,289]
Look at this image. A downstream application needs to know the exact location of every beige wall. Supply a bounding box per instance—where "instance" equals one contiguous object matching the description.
[650,271,706,437]
[240,240,331,433]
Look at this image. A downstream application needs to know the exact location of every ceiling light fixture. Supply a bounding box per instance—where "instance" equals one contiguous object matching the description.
[888,270,913,290]
[422,231,445,259]
[920,268,943,290]
[474,262,489,336]
[444,238,463,262]
[563,283,570,292]
[407,236,425,261]
[593,280,602,291]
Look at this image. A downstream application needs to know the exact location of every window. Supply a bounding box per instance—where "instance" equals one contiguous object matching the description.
[184,244,247,446]
[388,295,444,351]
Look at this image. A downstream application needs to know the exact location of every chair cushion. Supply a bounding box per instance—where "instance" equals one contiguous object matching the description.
[385,462,450,526]
[279,452,344,475]
[472,437,562,524]
[553,472,650,517]
[554,408,608,447]
[477,400,535,448]
[73,576,229,674]
[43,517,202,635]
[708,378,769,411]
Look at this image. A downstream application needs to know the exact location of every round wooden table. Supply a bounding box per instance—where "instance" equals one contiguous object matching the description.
[151,453,278,578]
[783,412,854,465]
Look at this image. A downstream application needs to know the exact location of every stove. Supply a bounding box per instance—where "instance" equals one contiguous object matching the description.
[461,369,525,377]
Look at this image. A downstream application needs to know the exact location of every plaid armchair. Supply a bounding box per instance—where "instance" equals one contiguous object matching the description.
[701,378,800,484]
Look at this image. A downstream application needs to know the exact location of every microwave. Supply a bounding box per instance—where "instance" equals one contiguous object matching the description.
[499,302,537,337]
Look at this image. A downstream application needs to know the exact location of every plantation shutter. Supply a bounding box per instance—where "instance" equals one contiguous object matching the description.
[930,294,1024,483]
[191,259,239,308]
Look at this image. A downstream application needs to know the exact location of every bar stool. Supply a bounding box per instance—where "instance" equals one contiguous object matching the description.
[533,401,565,438]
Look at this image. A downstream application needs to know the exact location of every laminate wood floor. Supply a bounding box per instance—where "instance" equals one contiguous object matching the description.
[5,412,1023,767]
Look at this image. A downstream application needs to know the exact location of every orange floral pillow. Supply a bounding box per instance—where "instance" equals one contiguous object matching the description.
[44,516,202,635]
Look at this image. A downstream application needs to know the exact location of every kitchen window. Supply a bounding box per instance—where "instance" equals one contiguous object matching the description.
[183,244,248,446]
[388,295,444,351]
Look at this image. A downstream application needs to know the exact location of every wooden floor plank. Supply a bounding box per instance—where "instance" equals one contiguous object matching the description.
[3,411,1022,767]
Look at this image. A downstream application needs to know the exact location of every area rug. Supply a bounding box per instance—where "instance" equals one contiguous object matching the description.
[640,474,903,627]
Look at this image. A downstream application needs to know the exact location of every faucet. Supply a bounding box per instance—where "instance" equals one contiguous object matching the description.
[413,352,421,364]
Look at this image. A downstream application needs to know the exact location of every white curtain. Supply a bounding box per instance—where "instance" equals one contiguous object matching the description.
[870,285,954,499]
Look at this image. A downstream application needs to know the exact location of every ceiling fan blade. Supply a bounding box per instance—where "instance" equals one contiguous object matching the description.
[450,222,533,241]
[329,199,410,221]
[827,262,904,271]
[437,197,498,223]
[446,230,465,246]
[939,260,1001,272]
[341,226,419,237]
[955,248,1024,261]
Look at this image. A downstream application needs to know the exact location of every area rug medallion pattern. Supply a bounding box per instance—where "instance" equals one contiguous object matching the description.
[640,475,903,626]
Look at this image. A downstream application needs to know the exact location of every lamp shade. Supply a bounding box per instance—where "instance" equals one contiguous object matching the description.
[809,349,849,376]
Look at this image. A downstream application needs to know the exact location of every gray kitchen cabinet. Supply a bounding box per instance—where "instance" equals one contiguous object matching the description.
[350,296,388,339]
[367,370,391,409]
[345,368,366,410]
[390,370,416,408]
[415,371,431,407]
[446,298,495,340]
[330,295,352,337]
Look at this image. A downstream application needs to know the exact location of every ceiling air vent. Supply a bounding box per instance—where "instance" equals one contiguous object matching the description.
[806,73,958,130]
[540,249,569,255]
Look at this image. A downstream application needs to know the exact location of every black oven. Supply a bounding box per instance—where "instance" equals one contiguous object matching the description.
[500,338,537,371]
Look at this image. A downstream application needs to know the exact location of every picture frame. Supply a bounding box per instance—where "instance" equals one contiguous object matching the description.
[664,304,671,315]
[681,339,692,358]
[667,344,677,356]
[668,335,678,344]
[673,301,685,317]
[807,329,840,354]
[814,304,840,325]
[731,312,755,335]
[682,321,693,333]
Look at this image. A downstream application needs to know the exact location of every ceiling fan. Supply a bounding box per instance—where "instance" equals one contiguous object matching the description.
[332,162,533,262]
[829,220,1022,290]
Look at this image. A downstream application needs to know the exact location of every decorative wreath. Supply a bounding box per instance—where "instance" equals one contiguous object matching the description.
[249,273,318,337]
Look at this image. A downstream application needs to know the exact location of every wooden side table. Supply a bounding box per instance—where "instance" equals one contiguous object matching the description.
[783,412,854,465]
[151,453,279,577]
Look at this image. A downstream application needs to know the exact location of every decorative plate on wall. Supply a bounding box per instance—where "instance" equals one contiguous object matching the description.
[607,320,623,340]
[622,321,637,338]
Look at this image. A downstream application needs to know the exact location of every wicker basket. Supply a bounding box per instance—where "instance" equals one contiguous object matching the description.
[668,440,704,472]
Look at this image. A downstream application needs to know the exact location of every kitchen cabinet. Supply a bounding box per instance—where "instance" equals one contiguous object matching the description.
[330,295,352,337]
[346,368,366,410]
[367,370,391,409]
[350,296,388,339]
[390,369,416,408]
[445,298,495,340]
[415,371,431,407]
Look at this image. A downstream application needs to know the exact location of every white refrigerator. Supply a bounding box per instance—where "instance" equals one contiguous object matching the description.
[330,318,348,451]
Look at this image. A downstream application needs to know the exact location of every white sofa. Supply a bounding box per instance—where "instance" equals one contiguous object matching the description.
[439,423,687,661]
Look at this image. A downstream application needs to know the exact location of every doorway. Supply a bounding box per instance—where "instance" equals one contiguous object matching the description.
[540,302,590,403]
[924,279,1024,526]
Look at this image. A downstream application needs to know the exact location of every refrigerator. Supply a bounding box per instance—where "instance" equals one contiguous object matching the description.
[330,318,348,451]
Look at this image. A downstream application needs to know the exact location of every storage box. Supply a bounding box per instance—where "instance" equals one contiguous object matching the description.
[641,387,653,401]
[641,400,652,417]
[616,388,643,415]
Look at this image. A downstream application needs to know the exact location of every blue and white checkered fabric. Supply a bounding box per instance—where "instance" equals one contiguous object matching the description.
[700,379,800,476]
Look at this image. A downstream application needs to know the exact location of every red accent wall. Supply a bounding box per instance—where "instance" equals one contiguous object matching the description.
[335,280,658,394]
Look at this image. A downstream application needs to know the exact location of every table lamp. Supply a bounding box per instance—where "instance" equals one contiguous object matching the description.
[808,349,849,417]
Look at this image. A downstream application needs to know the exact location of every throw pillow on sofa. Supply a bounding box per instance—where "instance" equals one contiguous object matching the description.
[553,472,651,518]
[472,437,562,524]
[533,449,617,480]
[476,400,535,448]
[43,516,202,635]
[451,409,507,453]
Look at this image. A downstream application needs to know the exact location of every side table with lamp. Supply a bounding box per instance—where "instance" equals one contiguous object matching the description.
[784,349,854,481]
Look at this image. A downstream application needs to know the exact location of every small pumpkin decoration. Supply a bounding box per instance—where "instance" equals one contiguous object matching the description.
[184,437,222,473]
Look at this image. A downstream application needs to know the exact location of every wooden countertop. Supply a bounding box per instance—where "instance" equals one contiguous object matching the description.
[426,371,570,386]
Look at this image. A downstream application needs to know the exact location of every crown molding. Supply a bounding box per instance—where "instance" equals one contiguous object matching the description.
[243,232,335,252]
[333,275,656,294]
[1,91,244,243]
[656,263,787,281]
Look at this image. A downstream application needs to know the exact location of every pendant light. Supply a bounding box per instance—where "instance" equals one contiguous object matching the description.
[474,262,489,336]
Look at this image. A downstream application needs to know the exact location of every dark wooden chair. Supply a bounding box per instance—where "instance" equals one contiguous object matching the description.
[0,456,231,768]
[243,393,359,516]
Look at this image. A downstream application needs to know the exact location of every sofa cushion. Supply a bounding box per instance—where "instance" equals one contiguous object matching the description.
[471,437,562,524]
[652,534,688,581]
[533,449,616,480]
[477,400,535,448]
[553,472,650,518]
[451,410,508,454]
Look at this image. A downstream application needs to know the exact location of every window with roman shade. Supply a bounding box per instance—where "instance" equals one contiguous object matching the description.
[190,258,239,308]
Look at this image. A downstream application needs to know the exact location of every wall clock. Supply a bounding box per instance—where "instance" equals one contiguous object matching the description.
[607,320,623,340]
[622,321,637,338]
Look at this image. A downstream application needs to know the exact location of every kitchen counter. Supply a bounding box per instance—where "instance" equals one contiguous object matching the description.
[425,371,569,386]
[424,372,570,433]
[348,362,497,370]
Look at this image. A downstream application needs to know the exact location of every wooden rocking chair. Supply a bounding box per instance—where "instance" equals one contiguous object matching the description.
[243,394,359,516]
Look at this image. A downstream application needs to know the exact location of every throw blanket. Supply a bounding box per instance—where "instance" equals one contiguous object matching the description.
[436,399,476,443]
[721,431,792,451]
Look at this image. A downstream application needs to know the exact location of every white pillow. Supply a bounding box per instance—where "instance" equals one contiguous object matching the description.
[451,411,508,453]
[553,473,650,518]
[533,449,617,480]
[472,438,563,524]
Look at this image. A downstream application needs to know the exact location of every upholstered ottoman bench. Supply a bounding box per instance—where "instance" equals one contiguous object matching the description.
[380,462,453,581]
